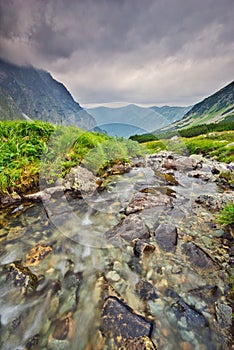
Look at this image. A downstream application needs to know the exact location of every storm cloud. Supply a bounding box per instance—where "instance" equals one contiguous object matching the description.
[0,0,233,106]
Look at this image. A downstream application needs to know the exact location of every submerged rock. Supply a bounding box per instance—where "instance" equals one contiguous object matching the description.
[195,193,234,211]
[53,314,72,340]
[6,261,39,291]
[136,280,159,301]
[25,243,53,266]
[182,242,217,272]
[25,334,40,350]
[105,214,150,243]
[170,299,209,330]
[154,223,178,252]
[125,192,172,215]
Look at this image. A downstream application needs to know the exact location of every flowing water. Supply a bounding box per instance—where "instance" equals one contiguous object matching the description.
[0,159,233,350]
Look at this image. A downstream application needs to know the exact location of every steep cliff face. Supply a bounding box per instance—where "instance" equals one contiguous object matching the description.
[0,59,96,130]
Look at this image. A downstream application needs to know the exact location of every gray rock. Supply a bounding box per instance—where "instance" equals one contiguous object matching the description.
[63,166,101,195]
[215,301,233,328]
[126,192,172,215]
[195,193,234,211]
[154,223,178,252]
[105,214,150,243]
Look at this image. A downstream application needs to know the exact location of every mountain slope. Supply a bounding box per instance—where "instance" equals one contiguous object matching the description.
[87,104,169,137]
[165,81,234,131]
[150,105,192,123]
[0,59,95,129]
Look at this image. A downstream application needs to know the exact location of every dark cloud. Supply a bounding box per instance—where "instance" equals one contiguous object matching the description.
[0,0,233,106]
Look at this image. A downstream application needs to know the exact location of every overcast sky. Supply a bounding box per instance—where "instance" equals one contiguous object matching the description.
[0,0,233,108]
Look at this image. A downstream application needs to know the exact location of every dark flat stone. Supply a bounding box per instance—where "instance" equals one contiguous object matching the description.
[171,299,209,330]
[154,223,178,252]
[182,242,217,272]
[101,296,154,342]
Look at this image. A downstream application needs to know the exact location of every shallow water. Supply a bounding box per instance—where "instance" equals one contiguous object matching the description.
[0,164,232,349]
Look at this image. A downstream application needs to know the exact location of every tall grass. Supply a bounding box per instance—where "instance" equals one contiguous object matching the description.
[0,121,54,193]
[0,121,144,194]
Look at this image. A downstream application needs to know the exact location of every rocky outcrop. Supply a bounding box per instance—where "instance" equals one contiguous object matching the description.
[0,59,96,129]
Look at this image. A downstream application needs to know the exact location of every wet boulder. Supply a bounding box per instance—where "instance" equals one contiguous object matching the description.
[102,162,132,177]
[188,285,222,303]
[63,165,101,195]
[162,156,197,172]
[105,214,150,243]
[153,223,178,252]
[101,296,154,345]
[125,192,172,215]
[215,301,233,329]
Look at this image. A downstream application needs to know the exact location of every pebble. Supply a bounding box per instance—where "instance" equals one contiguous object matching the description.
[106,270,121,282]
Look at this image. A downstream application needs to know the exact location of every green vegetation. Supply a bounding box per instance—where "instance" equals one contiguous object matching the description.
[140,130,234,163]
[217,203,234,227]
[0,121,145,195]
[130,120,234,142]
[179,120,234,138]
[130,133,158,143]
[0,121,55,194]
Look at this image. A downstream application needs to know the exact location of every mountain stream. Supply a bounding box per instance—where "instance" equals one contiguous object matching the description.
[0,152,233,350]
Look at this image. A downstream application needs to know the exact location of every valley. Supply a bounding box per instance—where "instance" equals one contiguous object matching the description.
[0,60,233,350]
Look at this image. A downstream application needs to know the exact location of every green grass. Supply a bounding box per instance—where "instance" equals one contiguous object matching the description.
[217,203,234,227]
[0,121,55,193]
[142,130,234,163]
[0,121,145,195]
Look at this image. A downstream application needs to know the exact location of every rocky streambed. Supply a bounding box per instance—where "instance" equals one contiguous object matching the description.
[0,151,233,350]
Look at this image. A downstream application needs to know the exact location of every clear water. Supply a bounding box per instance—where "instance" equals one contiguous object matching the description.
[0,166,232,349]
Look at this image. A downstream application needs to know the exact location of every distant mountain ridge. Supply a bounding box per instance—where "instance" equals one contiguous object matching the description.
[0,59,95,129]
[150,105,192,123]
[87,104,188,137]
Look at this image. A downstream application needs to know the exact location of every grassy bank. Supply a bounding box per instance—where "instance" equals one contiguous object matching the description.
[0,121,145,195]
[142,130,234,163]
